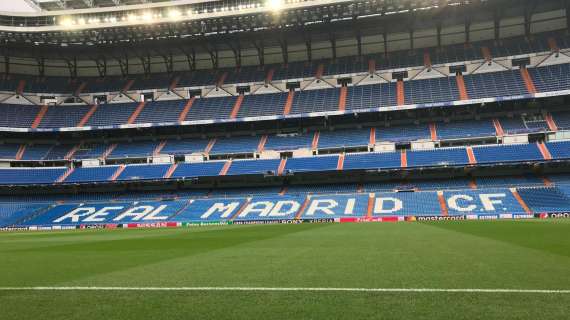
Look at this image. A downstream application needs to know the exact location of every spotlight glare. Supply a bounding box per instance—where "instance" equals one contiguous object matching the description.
[168,9,182,19]
[266,0,284,11]
[141,11,153,22]
[59,17,74,27]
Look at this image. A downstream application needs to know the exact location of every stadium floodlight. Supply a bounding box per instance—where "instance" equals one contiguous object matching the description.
[168,9,182,20]
[266,0,284,12]
[141,11,153,22]
[59,17,74,27]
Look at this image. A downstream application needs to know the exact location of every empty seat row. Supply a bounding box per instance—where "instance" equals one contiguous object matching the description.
[1,63,568,130]
[1,31,567,95]
[0,115,567,161]
[9,185,570,228]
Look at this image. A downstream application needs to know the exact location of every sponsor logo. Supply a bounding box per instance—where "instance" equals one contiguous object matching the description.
[417,215,466,221]
[478,215,499,220]
[548,212,570,219]
[512,214,534,219]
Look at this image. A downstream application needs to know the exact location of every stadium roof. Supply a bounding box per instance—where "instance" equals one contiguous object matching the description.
[31,0,172,11]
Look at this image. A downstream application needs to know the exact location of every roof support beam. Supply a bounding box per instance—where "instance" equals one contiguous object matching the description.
[494,8,502,41]
[436,23,442,48]
[140,54,151,77]
[182,47,196,71]
[464,16,471,44]
[408,9,416,50]
[356,30,362,57]
[205,45,219,69]
[36,57,45,78]
[229,41,242,68]
[330,31,337,61]
[279,37,288,65]
[162,53,173,74]
[567,0,570,31]
[4,56,9,76]
[116,55,129,77]
[92,56,107,78]
[253,40,264,67]
[523,0,538,38]
[383,31,388,57]
[64,56,77,78]
[305,34,312,62]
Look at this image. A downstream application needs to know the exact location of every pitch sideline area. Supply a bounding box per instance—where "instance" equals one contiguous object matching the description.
[1,286,569,293]
[1,220,569,319]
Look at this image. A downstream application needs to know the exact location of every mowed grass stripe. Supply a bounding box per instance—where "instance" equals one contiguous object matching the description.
[1,221,570,319]
[0,286,569,293]
[2,222,570,290]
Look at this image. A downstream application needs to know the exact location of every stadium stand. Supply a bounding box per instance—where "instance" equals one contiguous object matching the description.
[2,11,570,231]
[6,182,570,228]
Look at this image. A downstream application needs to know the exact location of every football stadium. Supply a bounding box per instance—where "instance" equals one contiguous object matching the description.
[1,0,570,318]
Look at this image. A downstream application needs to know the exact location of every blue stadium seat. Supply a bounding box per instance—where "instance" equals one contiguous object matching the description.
[86,103,138,127]
[109,141,158,159]
[318,128,370,149]
[344,152,401,170]
[0,143,20,159]
[285,155,339,173]
[237,93,287,118]
[407,148,469,167]
[171,162,225,178]
[133,99,187,124]
[345,83,397,111]
[226,159,280,176]
[264,133,313,151]
[377,124,430,142]
[38,105,91,128]
[210,136,261,155]
[546,141,570,159]
[0,104,41,128]
[65,166,119,183]
[404,77,459,105]
[463,70,527,99]
[289,88,340,114]
[472,144,543,164]
[116,164,171,181]
[0,167,66,185]
[161,138,208,156]
[436,120,496,140]
[517,187,570,213]
[184,96,236,121]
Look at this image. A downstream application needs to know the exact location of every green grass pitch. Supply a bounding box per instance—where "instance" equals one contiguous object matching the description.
[1,220,569,319]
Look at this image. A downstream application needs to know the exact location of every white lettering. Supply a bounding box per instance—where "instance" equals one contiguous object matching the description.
[240,201,274,218]
[200,202,241,219]
[54,207,96,223]
[479,194,506,211]
[269,201,300,217]
[142,205,169,221]
[447,195,476,212]
[305,199,337,216]
[83,207,124,222]
[344,198,355,215]
[113,206,154,221]
[374,197,402,214]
